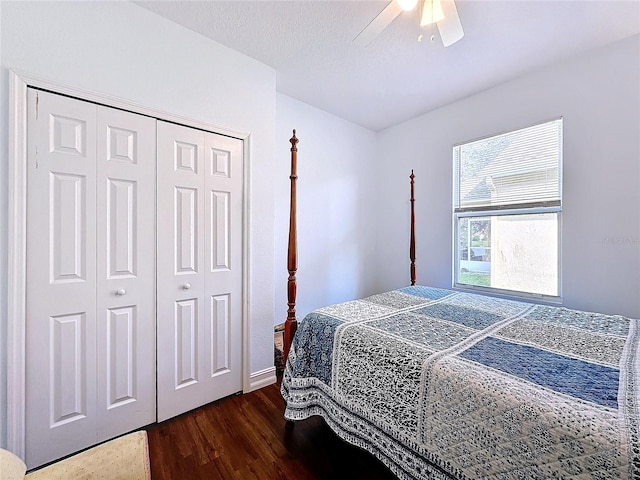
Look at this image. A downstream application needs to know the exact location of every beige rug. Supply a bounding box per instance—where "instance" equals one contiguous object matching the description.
[25,431,151,480]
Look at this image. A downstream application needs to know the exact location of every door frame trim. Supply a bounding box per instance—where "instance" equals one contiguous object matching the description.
[7,69,252,457]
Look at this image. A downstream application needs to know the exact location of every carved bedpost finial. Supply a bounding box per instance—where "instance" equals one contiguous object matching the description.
[290,129,298,151]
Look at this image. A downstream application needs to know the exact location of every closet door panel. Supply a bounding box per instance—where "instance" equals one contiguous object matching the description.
[175,186,199,273]
[203,133,243,395]
[157,121,206,422]
[50,312,87,424]
[175,298,199,386]
[96,106,157,438]
[26,89,98,468]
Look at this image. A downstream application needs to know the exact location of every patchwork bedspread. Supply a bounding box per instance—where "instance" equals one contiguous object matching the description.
[281,286,640,480]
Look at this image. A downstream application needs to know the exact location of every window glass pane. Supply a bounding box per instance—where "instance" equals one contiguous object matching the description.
[456,213,558,296]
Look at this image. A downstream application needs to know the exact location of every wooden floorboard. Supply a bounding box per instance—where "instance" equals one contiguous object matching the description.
[145,377,399,479]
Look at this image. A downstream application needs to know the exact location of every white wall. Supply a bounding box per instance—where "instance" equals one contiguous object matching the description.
[0,1,277,448]
[375,35,640,319]
[275,93,379,323]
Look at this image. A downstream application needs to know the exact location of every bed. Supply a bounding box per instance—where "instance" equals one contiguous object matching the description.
[279,131,639,480]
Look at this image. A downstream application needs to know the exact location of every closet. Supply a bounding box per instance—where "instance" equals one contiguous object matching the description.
[24,89,243,468]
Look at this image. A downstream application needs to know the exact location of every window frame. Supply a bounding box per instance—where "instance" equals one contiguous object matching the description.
[451,118,563,303]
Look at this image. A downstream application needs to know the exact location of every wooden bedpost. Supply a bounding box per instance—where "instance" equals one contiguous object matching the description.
[410,170,416,286]
[284,130,299,362]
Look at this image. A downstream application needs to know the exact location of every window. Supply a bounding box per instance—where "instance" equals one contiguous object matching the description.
[453,118,562,299]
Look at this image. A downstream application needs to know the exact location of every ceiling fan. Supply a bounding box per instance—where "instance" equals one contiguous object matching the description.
[354,0,464,48]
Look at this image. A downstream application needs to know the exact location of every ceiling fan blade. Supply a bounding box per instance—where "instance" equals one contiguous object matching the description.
[353,1,403,47]
[437,0,464,47]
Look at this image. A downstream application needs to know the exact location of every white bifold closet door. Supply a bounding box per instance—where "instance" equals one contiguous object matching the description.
[156,121,243,422]
[25,89,156,468]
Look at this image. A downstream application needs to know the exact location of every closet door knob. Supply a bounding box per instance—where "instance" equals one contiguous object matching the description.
[182,283,192,290]
[115,289,126,296]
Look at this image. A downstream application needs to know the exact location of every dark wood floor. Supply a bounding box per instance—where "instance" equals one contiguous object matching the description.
[145,377,399,479]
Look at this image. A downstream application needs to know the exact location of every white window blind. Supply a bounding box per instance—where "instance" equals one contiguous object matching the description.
[454,118,562,212]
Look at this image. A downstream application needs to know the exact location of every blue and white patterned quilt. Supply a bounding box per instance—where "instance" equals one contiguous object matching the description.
[281,286,640,480]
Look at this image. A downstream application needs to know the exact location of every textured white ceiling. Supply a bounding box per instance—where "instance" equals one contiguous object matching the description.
[135,0,640,131]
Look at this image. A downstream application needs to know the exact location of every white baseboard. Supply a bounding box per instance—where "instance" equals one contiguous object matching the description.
[247,367,277,392]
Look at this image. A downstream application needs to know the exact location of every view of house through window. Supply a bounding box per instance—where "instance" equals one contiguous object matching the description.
[453,119,562,299]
